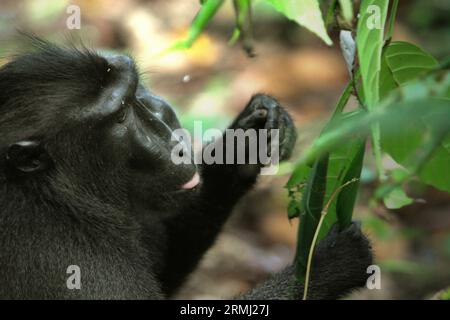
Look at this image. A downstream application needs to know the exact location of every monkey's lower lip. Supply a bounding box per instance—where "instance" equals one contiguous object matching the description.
[181,172,200,189]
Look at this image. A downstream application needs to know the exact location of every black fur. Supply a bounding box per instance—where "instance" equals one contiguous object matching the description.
[0,37,372,299]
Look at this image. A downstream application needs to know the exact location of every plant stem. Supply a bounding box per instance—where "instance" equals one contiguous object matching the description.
[371,125,386,181]
[385,0,399,43]
[302,178,359,300]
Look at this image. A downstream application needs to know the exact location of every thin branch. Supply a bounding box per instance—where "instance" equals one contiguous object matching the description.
[385,0,399,43]
[302,178,359,300]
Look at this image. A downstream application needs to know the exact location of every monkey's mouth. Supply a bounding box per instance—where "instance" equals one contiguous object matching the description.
[181,172,200,190]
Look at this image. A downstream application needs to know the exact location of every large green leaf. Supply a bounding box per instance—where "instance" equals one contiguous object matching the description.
[335,141,365,229]
[385,41,438,85]
[379,48,398,99]
[417,134,450,192]
[356,0,389,108]
[319,111,366,239]
[291,82,361,241]
[171,0,225,50]
[265,0,332,45]
[296,90,450,174]
[356,0,389,180]
[379,42,449,192]
[382,119,450,193]
[295,154,328,282]
[322,84,365,234]
[293,82,366,281]
[379,41,439,100]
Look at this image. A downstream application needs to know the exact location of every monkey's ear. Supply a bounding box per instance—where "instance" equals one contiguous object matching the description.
[6,140,52,174]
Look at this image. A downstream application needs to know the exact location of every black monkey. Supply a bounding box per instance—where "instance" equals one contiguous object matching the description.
[0,37,372,299]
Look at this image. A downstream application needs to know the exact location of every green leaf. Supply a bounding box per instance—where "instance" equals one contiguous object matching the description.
[295,154,329,282]
[417,134,450,192]
[286,163,311,220]
[296,96,450,172]
[379,48,398,99]
[356,0,389,109]
[170,0,225,50]
[382,186,413,209]
[385,41,439,85]
[380,72,450,192]
[265,0,332,45]
[291,81,364,265]
[356,0,389,181]
[336,141,365,228]
[296,82,359,240]
[288,199,301,219]
[286,163,311,189]
[319,114,366,239]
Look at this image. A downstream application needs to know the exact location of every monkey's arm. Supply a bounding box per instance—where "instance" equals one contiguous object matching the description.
[158,95,297,296]
[240,223,373,300]
[159,164,258,296]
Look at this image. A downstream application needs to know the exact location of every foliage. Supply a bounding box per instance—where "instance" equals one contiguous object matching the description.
[265,0,332,45]
[174,0,450,299]
[170,0,335,52]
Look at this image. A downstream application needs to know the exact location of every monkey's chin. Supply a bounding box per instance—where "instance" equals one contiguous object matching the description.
[181,172,200,190]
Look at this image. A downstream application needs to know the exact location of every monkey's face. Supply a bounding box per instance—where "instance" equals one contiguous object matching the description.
[98,56,200,204]
[79,54,201,213]
[1,47,200,213]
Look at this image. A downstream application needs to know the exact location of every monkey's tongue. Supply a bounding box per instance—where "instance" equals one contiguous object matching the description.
[181,172,200,189]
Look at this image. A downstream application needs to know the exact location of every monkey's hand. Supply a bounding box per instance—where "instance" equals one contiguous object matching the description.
[239,222,373,300]
[305,222,373,299]
[229,94,297,164]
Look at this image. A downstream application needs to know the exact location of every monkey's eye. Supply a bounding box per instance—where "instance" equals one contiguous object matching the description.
[117,108,127,123]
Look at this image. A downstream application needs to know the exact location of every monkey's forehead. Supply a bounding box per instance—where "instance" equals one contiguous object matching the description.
[1,46,131,85]
[0,39,140,111]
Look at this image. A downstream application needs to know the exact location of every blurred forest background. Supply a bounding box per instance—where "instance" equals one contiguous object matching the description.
[0,0,449,299]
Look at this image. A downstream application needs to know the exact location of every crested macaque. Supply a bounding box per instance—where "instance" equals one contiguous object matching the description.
[0,37,372,299]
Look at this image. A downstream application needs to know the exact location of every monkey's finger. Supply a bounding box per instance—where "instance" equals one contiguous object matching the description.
[237,108,268,128]
[264,106,278,131]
